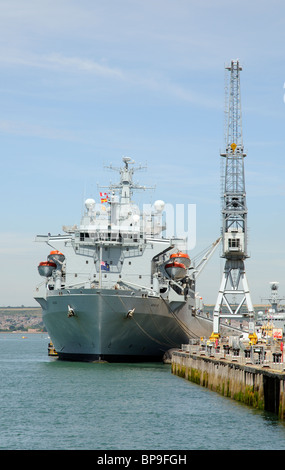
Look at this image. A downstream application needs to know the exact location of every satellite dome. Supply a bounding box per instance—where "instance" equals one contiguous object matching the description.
[85,198,95,209]
[132,214,140,223]
[154,200,165,212]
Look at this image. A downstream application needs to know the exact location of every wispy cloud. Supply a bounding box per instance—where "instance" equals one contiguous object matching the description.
[0,119,76,141]
[0,51,124,79]
[0,47,221,111]
[42,53,124,79]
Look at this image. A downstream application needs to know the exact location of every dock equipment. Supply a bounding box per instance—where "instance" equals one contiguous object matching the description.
[212,60,255,340]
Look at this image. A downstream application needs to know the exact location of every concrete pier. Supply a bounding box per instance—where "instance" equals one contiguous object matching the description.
[171,343,285,419]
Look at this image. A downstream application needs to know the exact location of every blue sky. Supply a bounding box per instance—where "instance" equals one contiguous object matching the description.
[0,0,285,306]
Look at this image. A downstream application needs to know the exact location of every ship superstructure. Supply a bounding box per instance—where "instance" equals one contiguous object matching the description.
[262,282,285,314]
[34,157,214,361]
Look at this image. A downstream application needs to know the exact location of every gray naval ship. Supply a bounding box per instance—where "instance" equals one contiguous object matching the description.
[34,157,214,361]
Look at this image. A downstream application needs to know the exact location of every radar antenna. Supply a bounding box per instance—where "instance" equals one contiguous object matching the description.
[99,157,155,202]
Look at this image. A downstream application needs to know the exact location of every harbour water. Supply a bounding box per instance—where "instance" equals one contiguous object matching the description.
[1,334,285,450]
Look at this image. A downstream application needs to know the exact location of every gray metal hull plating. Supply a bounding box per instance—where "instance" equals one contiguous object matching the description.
[38,289,213,362]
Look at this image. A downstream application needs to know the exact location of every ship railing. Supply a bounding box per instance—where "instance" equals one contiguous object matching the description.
[181,342,285,370]
[60,280,94,290]
[46,279,132,291]
[35,234,72,242]
[74,229,168,245]
[118,279,159,296]
[75,230,143,244]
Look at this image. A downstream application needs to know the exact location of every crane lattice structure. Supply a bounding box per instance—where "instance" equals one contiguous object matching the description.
[212,60,255,341]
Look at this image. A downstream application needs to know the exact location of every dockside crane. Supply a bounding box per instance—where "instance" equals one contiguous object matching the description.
[211,60,256,342]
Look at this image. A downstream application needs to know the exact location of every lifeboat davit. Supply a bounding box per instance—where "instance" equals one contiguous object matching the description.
[170,252,190,268]
[38,261,56,277]
[48,250,65,264]
[165,261,187,280]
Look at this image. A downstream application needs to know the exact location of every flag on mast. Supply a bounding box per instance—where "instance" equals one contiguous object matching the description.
[100,192,109,203]
[101,261,110,271]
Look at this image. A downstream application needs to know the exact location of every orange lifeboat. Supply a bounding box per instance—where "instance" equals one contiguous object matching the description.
[170,252,190,268]
[38,261,56,277]
[165,261,187,280]
[48,250,65,263]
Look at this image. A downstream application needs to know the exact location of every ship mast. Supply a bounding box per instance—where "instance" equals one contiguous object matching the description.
[102,157,153,204]
[212,60,255,340]
[262,282,285,313]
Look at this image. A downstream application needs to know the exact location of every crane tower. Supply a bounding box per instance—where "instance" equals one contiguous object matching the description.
[212,60,255,340]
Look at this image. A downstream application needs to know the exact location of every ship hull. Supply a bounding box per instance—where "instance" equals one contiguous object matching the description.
[36,288,213,362]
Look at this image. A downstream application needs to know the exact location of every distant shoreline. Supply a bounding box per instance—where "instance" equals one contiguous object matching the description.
[0,307,44,333]
[0,307,41,311]
[0,331,45,334]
